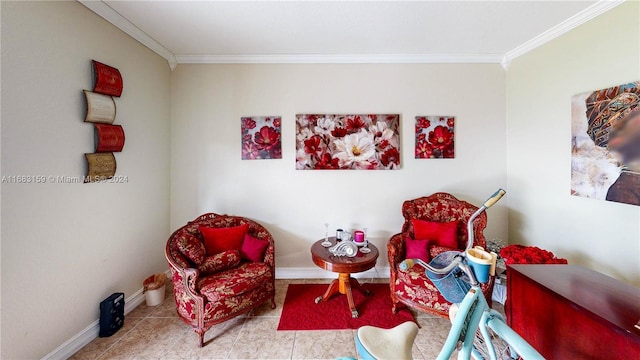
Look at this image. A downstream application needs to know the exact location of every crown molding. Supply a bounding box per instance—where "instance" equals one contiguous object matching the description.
[501,0,626,69]
[175,53,504,65]
[78,0,177,70]
[80,0,624,70]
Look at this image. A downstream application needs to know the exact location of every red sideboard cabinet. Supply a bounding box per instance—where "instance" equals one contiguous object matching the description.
[506,264,640,360]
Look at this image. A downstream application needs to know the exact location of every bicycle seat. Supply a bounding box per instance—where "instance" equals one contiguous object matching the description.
[355,321,419,360]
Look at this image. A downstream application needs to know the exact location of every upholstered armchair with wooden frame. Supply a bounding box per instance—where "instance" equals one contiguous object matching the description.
[388,193,495,318]
[165,213,276,347]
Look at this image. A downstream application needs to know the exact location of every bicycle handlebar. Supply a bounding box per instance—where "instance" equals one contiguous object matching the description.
[483,189,506,209]
[466,188,505,251]
[399,255,463,275]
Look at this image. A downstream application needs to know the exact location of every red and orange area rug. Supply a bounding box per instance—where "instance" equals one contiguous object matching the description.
[277,283,415,331]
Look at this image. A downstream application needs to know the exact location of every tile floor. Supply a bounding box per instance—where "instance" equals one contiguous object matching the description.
[71,278,497,359]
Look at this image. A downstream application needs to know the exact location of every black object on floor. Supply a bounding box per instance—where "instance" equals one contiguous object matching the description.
[99,292,124,337]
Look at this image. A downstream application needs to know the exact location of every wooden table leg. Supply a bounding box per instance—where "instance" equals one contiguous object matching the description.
[349,277,372,296]
[315,279,340,304]
[315,273,370,318]
[335,273,360,318]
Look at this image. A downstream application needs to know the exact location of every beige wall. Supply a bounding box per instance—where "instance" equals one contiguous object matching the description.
[1,2,171,358]
[171,63,508,269]
[507,1,640,286]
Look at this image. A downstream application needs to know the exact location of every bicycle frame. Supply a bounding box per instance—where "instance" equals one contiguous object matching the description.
[437,285,543,360]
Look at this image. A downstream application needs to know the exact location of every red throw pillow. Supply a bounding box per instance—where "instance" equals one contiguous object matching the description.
[412,219,459,249]
[175,233,206,265]
[405,237,431,263]
[200,224,249,255]
[240,234,269,262]
[198,250,241,275]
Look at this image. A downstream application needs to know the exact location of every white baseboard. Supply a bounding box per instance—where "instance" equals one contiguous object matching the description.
[41,319,100,360]
[43,266,391,360]
[41,270,168,360]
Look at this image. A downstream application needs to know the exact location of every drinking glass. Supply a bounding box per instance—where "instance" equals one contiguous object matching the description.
[321,223,332,247]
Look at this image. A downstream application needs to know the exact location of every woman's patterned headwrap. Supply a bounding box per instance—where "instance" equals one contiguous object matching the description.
[585,82,640,148]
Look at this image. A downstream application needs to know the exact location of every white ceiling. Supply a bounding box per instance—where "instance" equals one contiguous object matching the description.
[82,1,624,68]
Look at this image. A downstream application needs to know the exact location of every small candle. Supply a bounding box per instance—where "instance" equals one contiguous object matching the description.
[354,230,364,243]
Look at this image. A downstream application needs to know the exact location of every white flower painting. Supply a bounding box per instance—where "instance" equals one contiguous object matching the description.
[295,114,400,170]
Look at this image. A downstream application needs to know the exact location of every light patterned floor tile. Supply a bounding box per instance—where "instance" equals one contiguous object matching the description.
[415,310,441,319]
[291,329,356,360]
[127,302,160,319]
[148,297,180,318]
[413,317,458,360]
[69,317,145,360]
[162,317,246,359]
[368,277,390,284]
[127,285,174,318]
[97,317,188,359]
[411,342,425,360]
[227,317,295,359]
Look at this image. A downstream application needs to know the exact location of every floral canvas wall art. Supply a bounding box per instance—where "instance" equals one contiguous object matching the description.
[415,116,455,159]
[241,116,282,160]
[571,81,640,206]
[295,114,400,170]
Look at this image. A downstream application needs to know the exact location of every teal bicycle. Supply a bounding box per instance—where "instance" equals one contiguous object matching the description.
[355,189,545,360]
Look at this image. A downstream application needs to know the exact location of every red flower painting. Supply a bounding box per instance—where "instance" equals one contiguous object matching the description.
[381,147,400,167]
[295,114,400,170]
[241,116,282,160]
[415,116,455,159]
[254,126,280,151]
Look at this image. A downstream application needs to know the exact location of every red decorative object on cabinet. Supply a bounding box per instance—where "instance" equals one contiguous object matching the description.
[507,264,640,360]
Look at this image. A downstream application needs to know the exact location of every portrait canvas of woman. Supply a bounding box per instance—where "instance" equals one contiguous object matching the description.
[571,81,640,206]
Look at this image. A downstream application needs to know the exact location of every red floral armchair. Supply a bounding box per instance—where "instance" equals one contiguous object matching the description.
[165,213,275,347]
[388,193,495,318]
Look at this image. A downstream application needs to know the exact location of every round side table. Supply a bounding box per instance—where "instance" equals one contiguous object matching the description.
[310,237,379,318]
